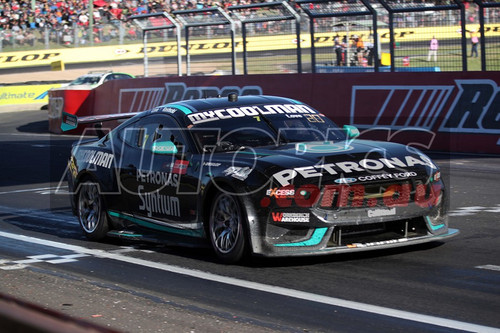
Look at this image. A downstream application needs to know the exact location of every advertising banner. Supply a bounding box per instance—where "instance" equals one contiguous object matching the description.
[0,84,61,106]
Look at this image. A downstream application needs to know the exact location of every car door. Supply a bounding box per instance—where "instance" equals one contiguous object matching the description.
[121,114,201,232]
[113,117,145,214]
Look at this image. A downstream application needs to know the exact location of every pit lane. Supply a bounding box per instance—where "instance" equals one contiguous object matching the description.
[0,108,499,332]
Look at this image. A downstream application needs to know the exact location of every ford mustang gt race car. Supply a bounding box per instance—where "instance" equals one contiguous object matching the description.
[63,94,458,263]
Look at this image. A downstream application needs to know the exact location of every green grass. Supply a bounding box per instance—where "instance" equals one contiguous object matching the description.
[391,42,500,71]
[197,49,499,74]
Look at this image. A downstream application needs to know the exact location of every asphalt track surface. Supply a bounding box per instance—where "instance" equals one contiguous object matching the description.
[0,109,500,332]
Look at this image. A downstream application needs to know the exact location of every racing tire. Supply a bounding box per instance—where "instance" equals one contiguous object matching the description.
[77,181,109,241]
[208,192,247,264]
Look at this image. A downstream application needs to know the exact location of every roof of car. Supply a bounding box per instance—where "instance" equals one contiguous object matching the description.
[134,95,312,128]
[79,71,133,78]
[151,95,300,114]
[72,94,317,133]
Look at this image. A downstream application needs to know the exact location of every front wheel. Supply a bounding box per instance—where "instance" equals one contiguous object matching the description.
[208,192,247,264]
[77,181,109,241]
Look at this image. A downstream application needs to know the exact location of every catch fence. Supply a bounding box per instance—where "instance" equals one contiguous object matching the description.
[1,0,499,74]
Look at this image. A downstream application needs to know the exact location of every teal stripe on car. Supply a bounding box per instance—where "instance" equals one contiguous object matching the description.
[288,98,303,104]
[425,216,445,231]
[274,227,328,247]
[169,104,193,115]
[108,211,204,237]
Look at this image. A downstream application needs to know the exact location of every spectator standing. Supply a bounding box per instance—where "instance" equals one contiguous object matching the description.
[333,35,343,66]
[356,35,364,66]
[467,29,479,57]
[427,36,438,62]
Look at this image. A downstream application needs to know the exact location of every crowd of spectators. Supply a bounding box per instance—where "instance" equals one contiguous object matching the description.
[0,0,255,31]
[0,0,264,46]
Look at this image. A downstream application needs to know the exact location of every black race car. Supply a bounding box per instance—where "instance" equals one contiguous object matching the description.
[63,94,458,263]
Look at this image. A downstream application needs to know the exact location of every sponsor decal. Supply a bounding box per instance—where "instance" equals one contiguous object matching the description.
[114,48,129,55]
[162,82,262,104]
[439,80,500,134]
[285,114,303,119]
[223,166,252,181]
[295,142,353,154]
[352,79,500,136]
[203,162,222,167]
[266,188,296,198]
[334,178,357,184]
[0,84,60,105]
[153,143,177,154]
[260,182,442,210]
[172,160,189,175]
[313,24,500,45]
[347,238,409,248]
[79,150,114,169]
[357,172,417,182]
[136,170,179,187]
[272,155,435,187]
[152,106,178,114]
[367,207,396,218]
[117,83,262,114]
[187,104,316,125]
[272,212,310,223]
[0,52,60,65]
[138,185,180,218]
[138,40,244,55]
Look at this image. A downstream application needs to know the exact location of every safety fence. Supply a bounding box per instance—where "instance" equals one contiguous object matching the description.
[1,0,499,74]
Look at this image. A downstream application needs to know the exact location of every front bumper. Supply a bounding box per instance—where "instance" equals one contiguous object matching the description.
[249,209,458,257]
[253,225,459,257]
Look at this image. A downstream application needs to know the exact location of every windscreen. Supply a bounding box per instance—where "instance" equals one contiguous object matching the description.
[186,103,345,152]
[69,76,101,85]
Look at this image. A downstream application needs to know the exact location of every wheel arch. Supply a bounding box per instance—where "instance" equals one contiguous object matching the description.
[73,171,109,214]
[201,178,257,257]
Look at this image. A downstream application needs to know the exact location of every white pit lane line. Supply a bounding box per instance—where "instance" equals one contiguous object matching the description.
[0,230,498,333]
[476,265,500,272]
[0,187,54,195]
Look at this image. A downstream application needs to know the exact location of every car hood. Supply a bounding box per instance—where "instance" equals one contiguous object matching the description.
[245,140,437,187]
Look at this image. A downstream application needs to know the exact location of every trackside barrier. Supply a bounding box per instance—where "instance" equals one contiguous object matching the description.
[49,72,500,155]
[315,66,440,73]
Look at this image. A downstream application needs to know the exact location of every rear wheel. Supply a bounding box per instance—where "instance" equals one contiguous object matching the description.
[77,181,109,240]
[208,192,247,264]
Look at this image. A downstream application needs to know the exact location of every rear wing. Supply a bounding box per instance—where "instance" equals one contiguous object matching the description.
[61,112,141,132]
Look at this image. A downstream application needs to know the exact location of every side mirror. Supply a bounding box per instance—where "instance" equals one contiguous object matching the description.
[343,125,359,150]
[343,125,360,139]
[151,141,178,155]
